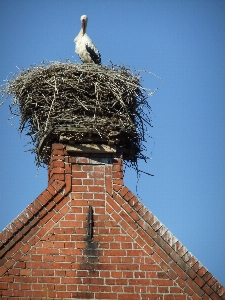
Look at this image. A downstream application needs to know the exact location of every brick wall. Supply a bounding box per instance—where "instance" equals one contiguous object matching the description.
[0,143,224,299]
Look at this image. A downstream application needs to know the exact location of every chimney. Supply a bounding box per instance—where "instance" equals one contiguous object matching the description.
[48,142,124,202]
[1,62,224,299]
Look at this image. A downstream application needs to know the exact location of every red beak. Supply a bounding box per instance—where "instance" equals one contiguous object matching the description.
[82,20,85,34]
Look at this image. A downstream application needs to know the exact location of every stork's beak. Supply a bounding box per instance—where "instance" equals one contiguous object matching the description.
[82,20,85,34]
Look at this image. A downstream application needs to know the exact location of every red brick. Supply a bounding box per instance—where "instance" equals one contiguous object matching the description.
[112,164,122,171]
[49,173,65,181]
[168,249,180,264]
[161,241,173,255]
[72,164,82,171]
[202,284,214,296]
[210,292,223,300]
[144,225,157,240]
[72,185,87,192]
[17,212,30,226]
[47,183,62,197]
[32,198,43,210]
[172,240,183,252]
[123,191,134,201]
[113,193,125,206]
[72,171,87,178]
[20,269,31,276]
[21,243,31,255]
[107,196,121,213]
[130,210,140,222]
[192,261,202,273]
[106,175,113,195]
[194,275,205,287]
[208,276,217,287]
[186,267,197,279]
[2,151,223,300]
[118,294,139,300]
[88,185,105,192]
[52,143,65,150]
[0,266,7,277]
[170,261,188,281]
[212,281,222,292]
[197,266,208,277]
[88,171,104,179]
[37,194,48,206]
[138,205,148,217]
[152,220,162,231]
[26,202,39,215]
[187,255,198,267]
[203,271,213,282]
[113,183,123,191]
[119,186,129,197]
[72,178,82,185]
[113,171,123,179]
[186,277,204,297]
[143,210,153,221]
[1,228,13,243]
[182,251,193,262]
[164,296,186,300]
[65,162,71,174]
[95,292,117,299]
[133,200,143,212]
[218,286,225,297]
[177,257,189,272]
[128,196,139,206]
[167,268,178,280]
[200,295,210,300]
[177,245,188,257]
[136,228,154,247]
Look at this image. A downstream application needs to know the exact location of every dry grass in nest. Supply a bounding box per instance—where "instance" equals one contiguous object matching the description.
[1,60,157,168]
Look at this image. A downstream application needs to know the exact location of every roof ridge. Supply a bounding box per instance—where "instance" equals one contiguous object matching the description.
[114,184,225,299]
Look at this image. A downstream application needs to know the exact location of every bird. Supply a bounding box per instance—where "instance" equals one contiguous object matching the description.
[74,15,101,64]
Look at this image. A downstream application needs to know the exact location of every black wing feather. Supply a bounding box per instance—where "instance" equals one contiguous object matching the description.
[85,44,101,64]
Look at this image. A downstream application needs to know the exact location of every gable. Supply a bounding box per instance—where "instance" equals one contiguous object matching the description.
[0,144,224,299]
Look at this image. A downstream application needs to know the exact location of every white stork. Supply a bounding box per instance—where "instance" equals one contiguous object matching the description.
[74,15,101,64]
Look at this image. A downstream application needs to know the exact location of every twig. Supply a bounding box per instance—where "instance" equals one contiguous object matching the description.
[0,60,159,169]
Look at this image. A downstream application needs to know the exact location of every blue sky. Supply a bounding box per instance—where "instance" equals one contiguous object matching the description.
[0,0,225,285]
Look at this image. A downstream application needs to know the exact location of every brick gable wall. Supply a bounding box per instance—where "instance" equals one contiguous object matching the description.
[0,143,224,299]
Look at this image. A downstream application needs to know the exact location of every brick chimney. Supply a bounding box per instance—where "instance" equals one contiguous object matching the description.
[0,62,224,299]
[0,142,224,299]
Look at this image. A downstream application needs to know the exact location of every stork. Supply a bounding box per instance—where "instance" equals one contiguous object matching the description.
[74,15,101,64]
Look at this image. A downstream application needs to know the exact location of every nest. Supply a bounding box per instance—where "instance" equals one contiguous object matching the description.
[1,61,157,167]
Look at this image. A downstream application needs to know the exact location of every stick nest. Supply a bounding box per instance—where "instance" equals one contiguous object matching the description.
[1,61,156,167]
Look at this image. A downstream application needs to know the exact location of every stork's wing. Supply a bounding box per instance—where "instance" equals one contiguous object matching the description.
[85,44,101,64]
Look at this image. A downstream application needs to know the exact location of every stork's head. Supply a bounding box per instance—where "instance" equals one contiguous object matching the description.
[80,15,88,34]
